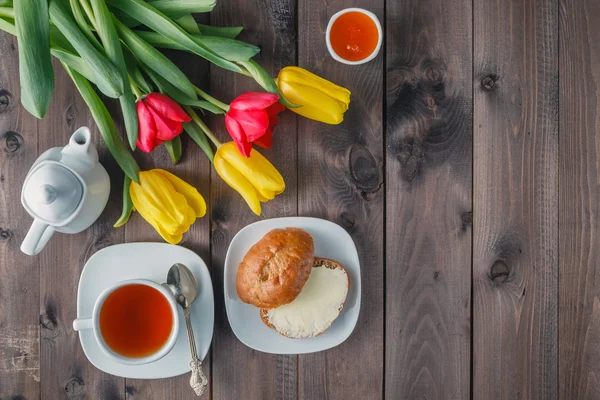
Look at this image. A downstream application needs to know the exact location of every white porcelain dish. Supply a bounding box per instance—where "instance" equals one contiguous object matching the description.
[326,8,383,65]
[224,217,361,354]
[76,243,214,379]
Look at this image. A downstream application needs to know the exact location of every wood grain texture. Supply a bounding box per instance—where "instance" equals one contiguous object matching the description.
[385,0,473,398]
[297,1,384,399]
[209,1,298,399]
[37,62,125,400]
[125,48,212,400]
[0,33,41,400]
[558,0,600,398]
[473,0,558,398]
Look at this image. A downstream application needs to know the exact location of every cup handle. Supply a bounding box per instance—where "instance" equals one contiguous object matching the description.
[21,219,55,256]
[73,317,93,331]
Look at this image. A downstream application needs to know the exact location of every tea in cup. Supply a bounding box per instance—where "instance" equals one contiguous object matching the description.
[73,279,179,365]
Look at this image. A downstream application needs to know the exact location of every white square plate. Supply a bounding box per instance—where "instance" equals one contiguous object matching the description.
[76,243,214,379]
[224,217,361,354]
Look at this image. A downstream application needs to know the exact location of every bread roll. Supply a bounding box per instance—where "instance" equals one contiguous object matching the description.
[260,257,350,338]
[236,228,314,309]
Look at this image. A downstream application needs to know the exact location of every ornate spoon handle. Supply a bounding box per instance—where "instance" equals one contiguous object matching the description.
[184,308,208,396]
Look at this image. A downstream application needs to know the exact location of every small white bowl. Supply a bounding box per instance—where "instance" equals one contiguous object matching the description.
[326,8,382,65]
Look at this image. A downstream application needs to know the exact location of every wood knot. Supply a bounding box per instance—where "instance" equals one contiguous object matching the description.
[0,228,12,241]
[360,182,383,201]
[434,271,440,279]
[64,103,77,129]
[481,74,498,91]
[490,261,510,284]
[461,211,472,231]
[125,385,137,398]
[422,60,445,84]
[211,203,228,228]
[1,131,24,155]
[64,376,85,396]
[349,144,382,200]
[0,89,13,113]
[426,94,436,109]
[339,212,356,229]
[90,231,112,253]
[40,300,58,332]
[395,137,424,182]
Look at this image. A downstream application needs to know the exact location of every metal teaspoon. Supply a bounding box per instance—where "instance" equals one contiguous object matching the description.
[164,263,208,396]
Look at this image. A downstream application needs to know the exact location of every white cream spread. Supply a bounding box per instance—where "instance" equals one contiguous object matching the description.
[266,266,348,338]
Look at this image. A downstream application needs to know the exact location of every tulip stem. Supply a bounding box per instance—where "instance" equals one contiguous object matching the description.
[184,106,221,147]
[129,78,144,100]
[194,86,229,112]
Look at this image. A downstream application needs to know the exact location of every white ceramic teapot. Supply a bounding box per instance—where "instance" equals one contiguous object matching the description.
[20,127,110,255]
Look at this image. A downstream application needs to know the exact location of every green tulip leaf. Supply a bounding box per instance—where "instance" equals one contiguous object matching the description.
[183,121,213,162]
[114,175,134,227]
[147,0,215,18]
[175,14,200,34]
[122,46,154,94]
[106,0,245,74]
[14,0,54,118]
[136,30,260,62]
[114,17,196,98]
[164,136,183,165]
[197,24,243,39]
[68,0,102,50]
[49,0,124,98]
[91,0,138,149]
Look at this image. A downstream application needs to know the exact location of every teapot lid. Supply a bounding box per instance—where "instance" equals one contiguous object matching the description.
[23,162,84,223]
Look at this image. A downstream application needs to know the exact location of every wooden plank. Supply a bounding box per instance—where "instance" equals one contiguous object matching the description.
[296,2,384,399]
[125,49,212,399]
[123,142,211,400]
[473,0,559,398]
[558,0,600,398]
[0,32,41,400]
[384,0,473,398]
[37,62,125,400]
[209,0,298,399]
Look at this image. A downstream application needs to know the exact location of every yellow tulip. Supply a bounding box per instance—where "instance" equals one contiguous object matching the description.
[276,66,351,124]
[130,169,206,244]
[214,142,285,215]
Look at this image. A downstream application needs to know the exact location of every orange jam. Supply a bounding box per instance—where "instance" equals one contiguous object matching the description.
[330,11,379,62]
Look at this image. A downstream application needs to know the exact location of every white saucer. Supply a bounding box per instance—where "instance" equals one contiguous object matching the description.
[76,243,214,379]
[224,217,361,354]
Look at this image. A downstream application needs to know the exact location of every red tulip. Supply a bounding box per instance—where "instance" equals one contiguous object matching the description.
[136,93,191,153]
[224,92,285,157]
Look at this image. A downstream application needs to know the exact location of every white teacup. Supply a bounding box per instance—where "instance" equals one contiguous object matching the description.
[73,279,180,365]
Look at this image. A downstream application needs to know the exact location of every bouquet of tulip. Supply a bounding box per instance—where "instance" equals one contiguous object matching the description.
[0,0,351,244]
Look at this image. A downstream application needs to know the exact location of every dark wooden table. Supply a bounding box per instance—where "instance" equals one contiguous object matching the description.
[0,0,597,398]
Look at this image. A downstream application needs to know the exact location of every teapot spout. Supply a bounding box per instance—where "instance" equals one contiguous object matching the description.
[60,127,99,170]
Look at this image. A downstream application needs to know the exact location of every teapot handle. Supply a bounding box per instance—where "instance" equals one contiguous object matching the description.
[21,219,55,256]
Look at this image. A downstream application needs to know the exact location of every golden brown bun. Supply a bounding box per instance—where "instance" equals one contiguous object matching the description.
[236,228,314,309]
[260,257,350,338]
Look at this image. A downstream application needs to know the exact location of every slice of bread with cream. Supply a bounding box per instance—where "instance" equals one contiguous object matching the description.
[260,257,349,338]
